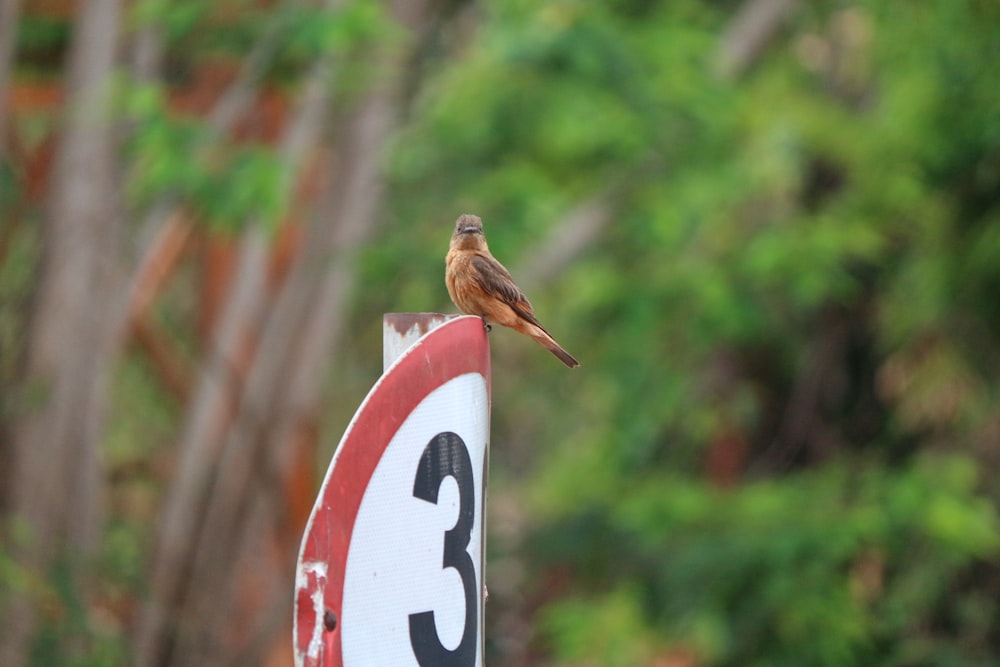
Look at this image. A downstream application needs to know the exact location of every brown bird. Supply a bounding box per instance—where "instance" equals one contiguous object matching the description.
[446,213,579,368]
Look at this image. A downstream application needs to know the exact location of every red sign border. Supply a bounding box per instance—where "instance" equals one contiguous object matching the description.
[294,315,490,666]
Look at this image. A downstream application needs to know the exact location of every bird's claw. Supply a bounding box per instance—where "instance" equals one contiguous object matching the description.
[480,316,492,332]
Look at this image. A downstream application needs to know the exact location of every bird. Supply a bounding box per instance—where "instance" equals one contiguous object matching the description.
[446,213,579,368]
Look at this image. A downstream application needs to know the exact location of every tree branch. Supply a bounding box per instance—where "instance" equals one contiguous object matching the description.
[714,0,799,79]
[514,195,613,289]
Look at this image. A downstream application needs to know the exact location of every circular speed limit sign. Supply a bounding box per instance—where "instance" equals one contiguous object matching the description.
[294,316,490,667]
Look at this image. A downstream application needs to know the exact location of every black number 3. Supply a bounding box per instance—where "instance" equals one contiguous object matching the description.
[408,432,477,666]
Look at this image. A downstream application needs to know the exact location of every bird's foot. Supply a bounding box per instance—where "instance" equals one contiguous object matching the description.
[480,315,492,332]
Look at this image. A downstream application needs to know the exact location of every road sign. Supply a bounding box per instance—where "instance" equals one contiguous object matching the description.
[294,315,491,667]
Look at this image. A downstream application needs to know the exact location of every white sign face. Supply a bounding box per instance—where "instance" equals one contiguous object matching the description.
[340,373,488,666]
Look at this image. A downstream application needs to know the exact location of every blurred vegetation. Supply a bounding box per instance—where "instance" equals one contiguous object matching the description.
[375,0,1000,664]
[3,0,999,665]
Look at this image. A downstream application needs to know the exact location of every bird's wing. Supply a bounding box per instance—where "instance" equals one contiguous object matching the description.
[469,253,524,305]
[469,253,547,329]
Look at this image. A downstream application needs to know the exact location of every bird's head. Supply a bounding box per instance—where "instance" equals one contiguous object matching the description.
[451,214,487,250]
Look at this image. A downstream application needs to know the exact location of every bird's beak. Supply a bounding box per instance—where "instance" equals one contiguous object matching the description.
[459,226,480,235]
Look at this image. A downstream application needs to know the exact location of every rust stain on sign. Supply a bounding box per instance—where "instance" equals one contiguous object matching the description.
[384,312,455,337]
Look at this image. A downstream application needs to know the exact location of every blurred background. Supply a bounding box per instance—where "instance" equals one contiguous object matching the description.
[1,0,999,665]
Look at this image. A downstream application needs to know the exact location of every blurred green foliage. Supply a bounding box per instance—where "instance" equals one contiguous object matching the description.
[117,0,393,232]
[376,0,1000,664]
[533,456,999,666]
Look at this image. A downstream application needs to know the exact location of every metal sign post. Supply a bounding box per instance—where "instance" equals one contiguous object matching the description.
[294,314,491,667]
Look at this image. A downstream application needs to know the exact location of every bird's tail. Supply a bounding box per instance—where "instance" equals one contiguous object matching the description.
[533,330,580,368]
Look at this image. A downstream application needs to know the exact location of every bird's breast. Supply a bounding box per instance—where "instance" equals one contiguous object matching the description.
[446,252,488,316]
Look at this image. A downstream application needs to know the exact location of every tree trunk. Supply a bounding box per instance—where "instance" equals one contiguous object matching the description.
[0,0,21,164]
[134,1,434,663]
[0,1,123,665]
[134,9,341,666]
[0,0,24,515]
